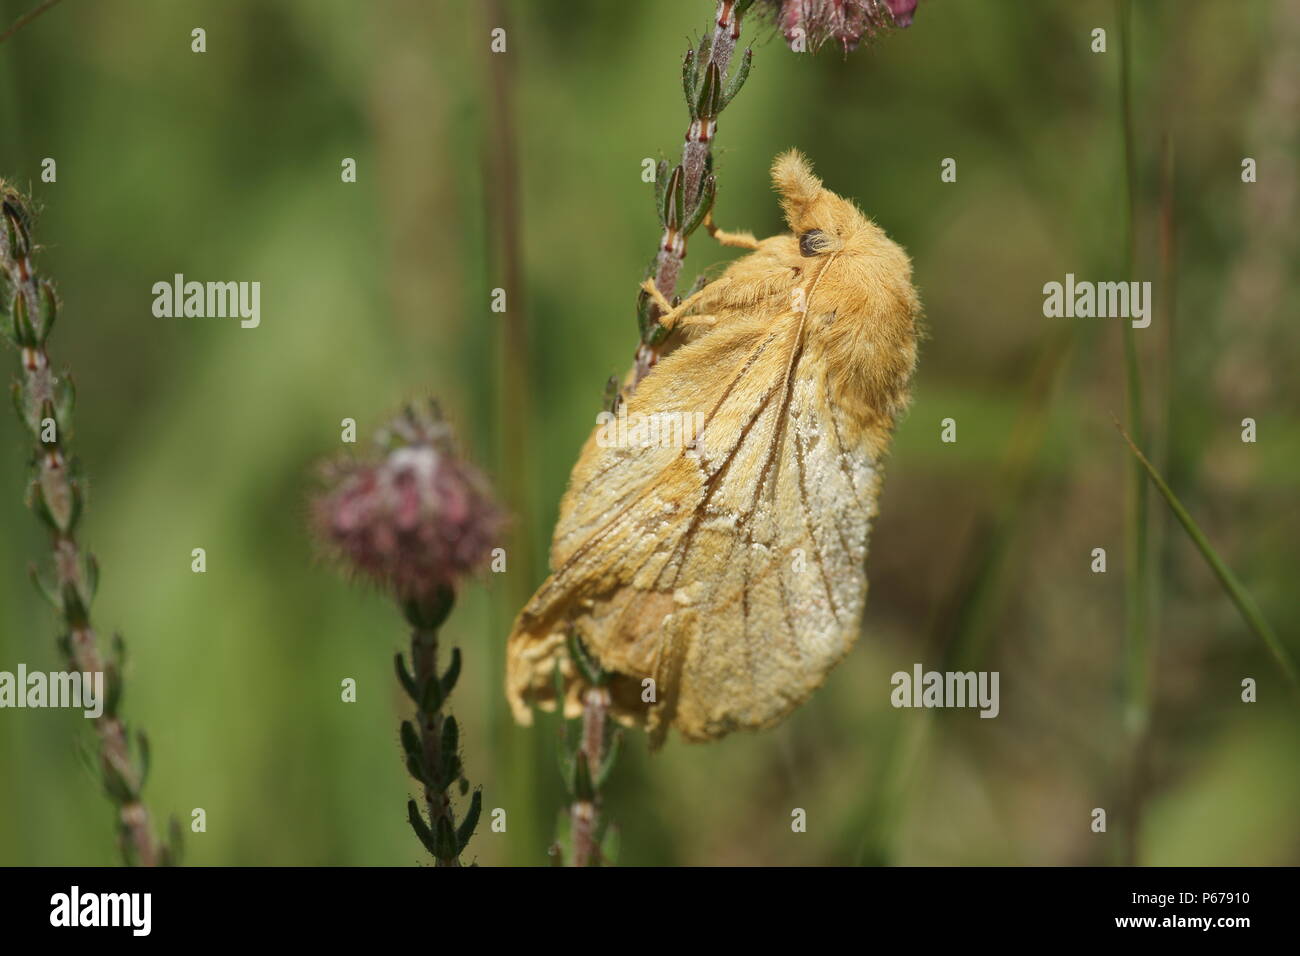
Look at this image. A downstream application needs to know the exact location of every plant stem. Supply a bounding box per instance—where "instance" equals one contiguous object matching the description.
[412,627,459,867]
[570,685,609,867]
[2,184,170,866]
[483,0,533,587]
[634,0,753,385]
[1115,0,1152,868]
[482,0,543,865]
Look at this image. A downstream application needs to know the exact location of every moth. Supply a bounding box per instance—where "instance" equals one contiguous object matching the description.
[507,150,921,745]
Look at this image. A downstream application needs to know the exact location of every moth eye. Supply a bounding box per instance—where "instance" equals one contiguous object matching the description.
[798,229,828,257]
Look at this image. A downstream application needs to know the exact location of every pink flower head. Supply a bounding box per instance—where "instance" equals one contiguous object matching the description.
[885,0,917,28]
[764,0,918,54]
[312,403,503,604]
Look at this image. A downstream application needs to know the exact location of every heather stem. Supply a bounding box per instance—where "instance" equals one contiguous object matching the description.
[66,625,158,866]
[570,686,610,867]
[3,184,172,867]
[635,0,752,385]
[411,626,460,867]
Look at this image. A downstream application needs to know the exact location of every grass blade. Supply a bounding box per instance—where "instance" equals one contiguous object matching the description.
[1114,419,1299,696]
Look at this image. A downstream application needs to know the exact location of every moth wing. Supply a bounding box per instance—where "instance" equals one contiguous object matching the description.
[507,308,881,742]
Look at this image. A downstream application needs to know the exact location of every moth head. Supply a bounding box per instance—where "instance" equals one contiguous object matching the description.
[772,150,920,424]
[772,149,881,258]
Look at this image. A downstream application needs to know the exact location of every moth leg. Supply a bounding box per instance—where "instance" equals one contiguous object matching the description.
[638,278,717,332]
[705,213,760,250]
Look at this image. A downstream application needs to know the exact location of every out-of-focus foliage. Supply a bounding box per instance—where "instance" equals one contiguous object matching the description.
[0,0,1295,865]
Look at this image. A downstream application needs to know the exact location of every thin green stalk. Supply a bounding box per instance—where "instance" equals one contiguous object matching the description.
[1117,0,1150,739]
[1116,0,1153,868]
[1114,421,1299,696]
[481,0,545,863]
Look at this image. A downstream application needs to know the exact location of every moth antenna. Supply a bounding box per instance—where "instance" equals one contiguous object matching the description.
[771,149,823,226]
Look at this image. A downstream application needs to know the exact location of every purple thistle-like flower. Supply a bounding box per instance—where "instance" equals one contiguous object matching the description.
[884,0,917,28]
[760,0,918,54]
[312,403,503,605]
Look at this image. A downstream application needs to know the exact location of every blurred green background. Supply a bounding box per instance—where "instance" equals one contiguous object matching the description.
[1,0,1297,866]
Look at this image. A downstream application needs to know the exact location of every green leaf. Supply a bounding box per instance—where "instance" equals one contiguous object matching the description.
[441,755,461,788]
[696,31,713,72]
[394,652,419,702]
[2,198,31,257]
[636,285,653,340]
[457,789,482,853]
[28,479,61,534]
[596,728,622,790]
[695,61,722,119]
[661,165,684,231]
[36,280,58,343]
[53,373,75,436]
[567,632,605,687]
[441,647,461,698]
[102,758,137,805]
[682,47,699,118]
[405,754,428,786]
[407,799,436,856]
[60,579,88,630]
[11,289,35,347]
[652,160,670,228]
[683,174,716,237]
[29,563,61,609]
[440,715,459,759]
[400,719,421,760]
[721,47,753,109]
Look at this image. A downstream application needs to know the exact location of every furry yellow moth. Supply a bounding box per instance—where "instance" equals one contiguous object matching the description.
[507,150,921,745]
